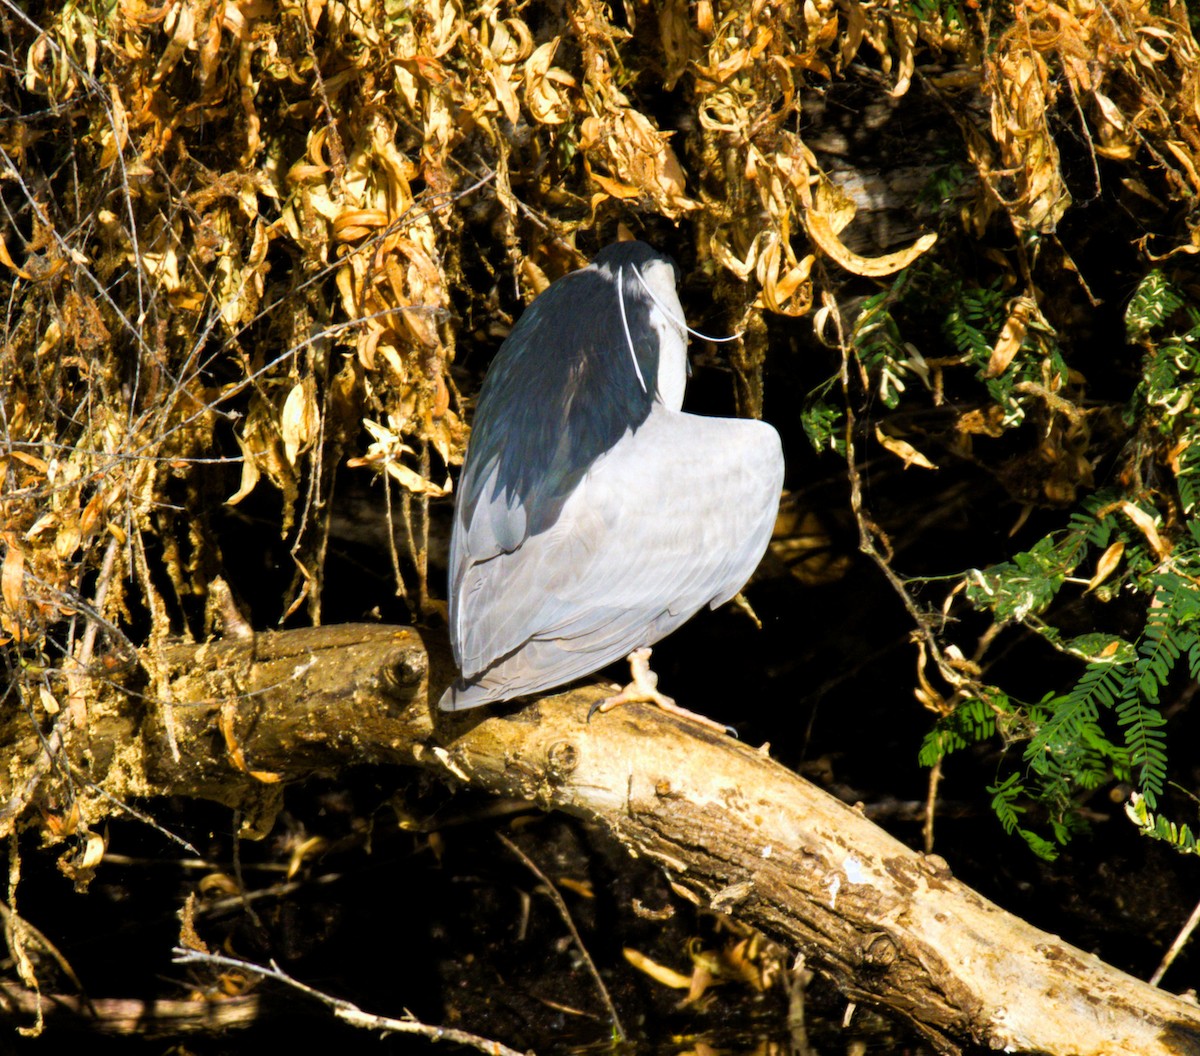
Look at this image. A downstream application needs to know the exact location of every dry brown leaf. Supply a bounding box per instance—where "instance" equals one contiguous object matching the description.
[623,947,691,989]
[198,873,240,898]
[2,542,25,613]
[524,38,574,124]
[805,209,938,277]
[227,397,294,516]
[1087,541,1125,592]
[485,13,532,65]
[589,167,642,200]
[350,417,451,498]
[281,379,320,470]
[386,460,451,498]
[985,297,1036,378]
[875,425,938,470]
[0,233,33,279]
[38,684,60,716]
[753,235,814,316]
[889,9,917,96]
[658,0,695,90]
[9,450,49,474]
[77,830,106,871]
[1120,502,1170,561]
[955,403,1001,446]
[285,835,330,881]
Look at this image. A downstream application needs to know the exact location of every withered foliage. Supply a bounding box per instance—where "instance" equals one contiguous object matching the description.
[0,0,1199,969]
[981,0,1200,235]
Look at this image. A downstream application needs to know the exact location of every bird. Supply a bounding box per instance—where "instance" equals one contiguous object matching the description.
[439,240,784,729]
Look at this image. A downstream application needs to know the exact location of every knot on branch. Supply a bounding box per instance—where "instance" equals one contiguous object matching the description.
[858,932,899,969]
[545,740,579,780]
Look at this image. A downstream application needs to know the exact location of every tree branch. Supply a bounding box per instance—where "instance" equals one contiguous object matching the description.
[10,623,1200,1055]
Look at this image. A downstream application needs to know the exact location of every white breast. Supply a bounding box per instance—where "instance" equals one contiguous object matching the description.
[639,259,688,411]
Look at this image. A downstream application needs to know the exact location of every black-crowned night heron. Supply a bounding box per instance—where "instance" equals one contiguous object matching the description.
[439,241,784,728]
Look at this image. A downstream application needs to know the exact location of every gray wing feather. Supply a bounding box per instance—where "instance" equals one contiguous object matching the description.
[443,405,783,708]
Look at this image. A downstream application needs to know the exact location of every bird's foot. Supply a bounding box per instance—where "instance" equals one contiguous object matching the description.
[588,648,735,736]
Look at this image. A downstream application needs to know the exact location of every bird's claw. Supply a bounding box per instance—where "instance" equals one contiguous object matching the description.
[587,648,735,737]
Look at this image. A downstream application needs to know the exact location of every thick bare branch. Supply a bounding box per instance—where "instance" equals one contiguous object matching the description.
[19,623,1200,1055]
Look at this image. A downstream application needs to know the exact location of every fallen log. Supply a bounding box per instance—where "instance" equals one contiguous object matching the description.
[13,623,1200,1055]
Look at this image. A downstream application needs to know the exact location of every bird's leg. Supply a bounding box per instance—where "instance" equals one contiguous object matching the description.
[589,648,734,736]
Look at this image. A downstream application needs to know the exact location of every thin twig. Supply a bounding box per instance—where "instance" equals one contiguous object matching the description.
[828,289,959,689]
[170,948,527,1056]
[1150,895,1200,987]
[69,770,198,856]
[496,832,626,1040]
[231,812,266,932]
[383,471,409,604]
[419,440,431,614]
[101,853,288,872]
[923,758,942,854]
[66,533,121,730]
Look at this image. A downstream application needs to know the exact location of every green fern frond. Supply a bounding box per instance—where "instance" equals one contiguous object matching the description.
[989,773,1025,834]
[1061,634,1136,663]
[1018,829,1061,859]
[1070,492,1123,548]
[1108,572,1200,805]
[1116,698,1168,806]
[918,692,1001,765]
[1183,441,1200,517]
[1126,792,1199,855]
[989,775,1059,860]
[965,531,1090,624]
[1125,270,1185,338]
[851,280,930,410]
[801,393,846,456]
[1024,664,1125,796]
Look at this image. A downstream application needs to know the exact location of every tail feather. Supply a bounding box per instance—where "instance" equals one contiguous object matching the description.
[438,679,496,711]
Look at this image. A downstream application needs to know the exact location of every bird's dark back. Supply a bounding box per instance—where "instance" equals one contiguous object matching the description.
[464,243,674,539]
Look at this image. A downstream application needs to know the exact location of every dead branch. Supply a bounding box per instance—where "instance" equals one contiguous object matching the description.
[15,623,1200,1055]
[169,949,527,1056]
[497,831,625,1039]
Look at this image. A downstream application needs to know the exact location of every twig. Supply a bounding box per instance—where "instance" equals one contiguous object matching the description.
[170,948,527,1056]
[101,853,288,873]
[828,288,961,692]
[383,467,410,604]
[0,144,152,359]
[923,757,942,854]
[66,533,121,730]
[419,440,431,614]
[496,832,626,1040]
[1150,894,1200,987]
[231,812,266,933]
[69,770,198,856]
[785,952,817,1056]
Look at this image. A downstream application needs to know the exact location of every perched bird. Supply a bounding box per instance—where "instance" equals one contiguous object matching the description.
[439,241,784,726]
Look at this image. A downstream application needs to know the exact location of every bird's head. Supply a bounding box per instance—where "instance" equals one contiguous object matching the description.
[590,241,688,410]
